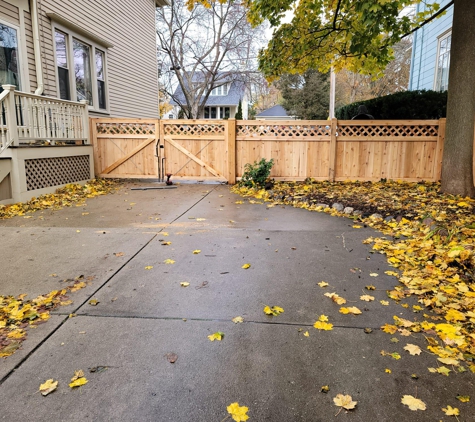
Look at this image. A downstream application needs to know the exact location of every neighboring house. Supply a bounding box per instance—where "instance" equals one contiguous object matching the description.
[255,104,295,121]
[170,75,248,120]
[0,0,168,204]
[409,0,453,92]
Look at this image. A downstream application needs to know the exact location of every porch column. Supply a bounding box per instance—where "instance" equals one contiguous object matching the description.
[2,85,19,147]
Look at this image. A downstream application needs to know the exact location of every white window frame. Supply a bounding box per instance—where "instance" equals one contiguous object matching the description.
[52,22,110,114]
[0,18,28,92]
[210,83,228,96]
[433,29,452,92]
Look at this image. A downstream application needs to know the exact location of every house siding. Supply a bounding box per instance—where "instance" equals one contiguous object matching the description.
[0,0,20,26]
[35,0,159,118]
[409,0,453,91]
[23,9,37,92]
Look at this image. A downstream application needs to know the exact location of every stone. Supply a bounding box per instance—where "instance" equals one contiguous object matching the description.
[370,213,383,220]
[332,203,344,211]
[384,216,394,222]
[353,210,363,216]
[343,207,354,214]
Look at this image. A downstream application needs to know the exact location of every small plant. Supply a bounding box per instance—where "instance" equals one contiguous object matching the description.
[240,158,274,188]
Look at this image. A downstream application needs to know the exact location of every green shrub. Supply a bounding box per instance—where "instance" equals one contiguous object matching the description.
[240,158,274,188]
[335,90,447,120]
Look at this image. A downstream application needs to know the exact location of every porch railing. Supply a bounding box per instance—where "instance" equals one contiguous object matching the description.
[1,84,89,154]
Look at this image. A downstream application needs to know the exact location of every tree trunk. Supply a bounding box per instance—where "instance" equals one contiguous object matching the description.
[440,0,475,197]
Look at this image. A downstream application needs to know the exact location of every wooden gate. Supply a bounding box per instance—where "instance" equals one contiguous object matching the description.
[91,118,160,178]
[160,120,232,183]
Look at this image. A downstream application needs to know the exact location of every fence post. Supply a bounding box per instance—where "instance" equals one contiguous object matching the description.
[328,118,338,181]
[225,118,236,184]
[2,84,19,148]
[435,118,446,181]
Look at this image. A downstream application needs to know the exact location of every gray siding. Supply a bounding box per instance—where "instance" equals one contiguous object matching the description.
[37,0,160,118]
[409,0,453,91]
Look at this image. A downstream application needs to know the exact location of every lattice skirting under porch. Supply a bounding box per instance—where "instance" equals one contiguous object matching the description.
[25,155,91,191]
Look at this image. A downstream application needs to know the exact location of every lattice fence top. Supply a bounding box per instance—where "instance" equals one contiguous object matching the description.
[338,124,439,137]
[237,124,331,138]
[97,122,156,135]
[162,123,225,136]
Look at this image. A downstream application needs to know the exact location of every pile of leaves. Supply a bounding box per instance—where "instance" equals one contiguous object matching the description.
[0,179,118,219]
[232,180,475,373]
[0,277,90,358]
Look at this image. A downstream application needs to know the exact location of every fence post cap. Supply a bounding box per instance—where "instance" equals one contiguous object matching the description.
[79,100,89,105]
[1,84,16,91]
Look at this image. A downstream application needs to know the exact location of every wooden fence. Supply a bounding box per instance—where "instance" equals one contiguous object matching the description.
[90,118,446,184]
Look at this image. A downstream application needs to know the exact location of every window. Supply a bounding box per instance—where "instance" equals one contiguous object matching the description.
[434,31,451,92]
[210,83,228,96]
[54,28,108,111]
[0,23,21,90]
[204,106,229,119]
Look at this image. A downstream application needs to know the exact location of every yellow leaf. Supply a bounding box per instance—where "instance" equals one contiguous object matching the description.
[324,292,347,305]
[370,273,379,277]
[401,395,426,411]
[380,300,389,306]
[192,250,201,254]
[385,271,398,276]
[381,324,398,334]
[442,405,459,416]
[365,285,376,290]
[208,332,224,341]
[162,232,169,236]
[242,263,251,269]
[180,282,190,287]
[303,331,309,337]
[313,321,333,331]
[437,366,451,376]
[226,402,249,422]
[318,281,329,287]
[70,369,84,382]
[161,242,171,246]
[385,368,392,373]
[69,377,88,388]
[445,309,466,322]
[163,259,175,264]
[39,379,58,396]
[145,266,153,270]
[232,316,244,324]
[196,218,206,221]
[333,394,357,410]
[403,344,422,356]
[340,306,362,315]
[318,314,328,322]
[352,225,362,229]
[437,357,459,365]
[88,298,99,306]
[360,295,375,301]
[456,395,470,403]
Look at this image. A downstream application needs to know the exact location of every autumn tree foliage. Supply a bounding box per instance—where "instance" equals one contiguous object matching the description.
[240,0,475,197]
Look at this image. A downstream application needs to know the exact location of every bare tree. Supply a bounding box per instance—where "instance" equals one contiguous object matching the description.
[156,0,266,118]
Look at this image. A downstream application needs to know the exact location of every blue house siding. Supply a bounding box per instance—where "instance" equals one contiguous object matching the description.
[409,0,453,91]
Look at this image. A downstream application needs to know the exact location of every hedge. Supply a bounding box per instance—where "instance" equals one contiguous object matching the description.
[335,90,447,120]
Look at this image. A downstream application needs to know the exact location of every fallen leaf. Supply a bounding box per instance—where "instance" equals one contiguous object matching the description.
[162,232,169,236]
[318,314,328,322]
[145,266,153,270]
[339,306,362,315]
[303,331,309,337]
[208,332,224,341]
[442,405,459,416]
[113,252,124,257]
[370,273,379,277]
[353,225,362,229]
[39,379,58,396]
[360,295,375,301]
[165,352,178,363]
[226,402,249,422]
[193,250,201,254]
[380,300,389,306]
[180,282,190,287]
[71,370,84,382]
[401,395,426,411]
[163,259,175,264]
[232,316,244,324]
[318,281,329,287]
[404,344,422,356]
[321,385,330,393]
[333,394,357,410]
[313,321,333,330]
[242,263,251,269]
[88,299,99,306]
[69,377,88,388]
[196,218,206,221]
[456,395,470,403]
[385,270,399,276]
[161,242,171,246]
[263,305,284,316]
[365,285,376,290]
[385,369,392,373]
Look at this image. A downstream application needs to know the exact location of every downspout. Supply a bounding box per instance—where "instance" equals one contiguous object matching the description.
[31,0,44,95]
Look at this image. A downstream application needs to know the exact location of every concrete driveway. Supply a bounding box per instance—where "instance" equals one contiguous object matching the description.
[0,182,473,421]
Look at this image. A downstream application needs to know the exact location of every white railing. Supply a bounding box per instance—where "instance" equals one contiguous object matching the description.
[1,84,89,154]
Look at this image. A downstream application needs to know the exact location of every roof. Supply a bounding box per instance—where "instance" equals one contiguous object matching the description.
[170,77,245,107]
[256,105,289,117]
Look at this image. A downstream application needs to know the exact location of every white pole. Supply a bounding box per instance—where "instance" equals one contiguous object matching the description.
[329,67,336,119]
